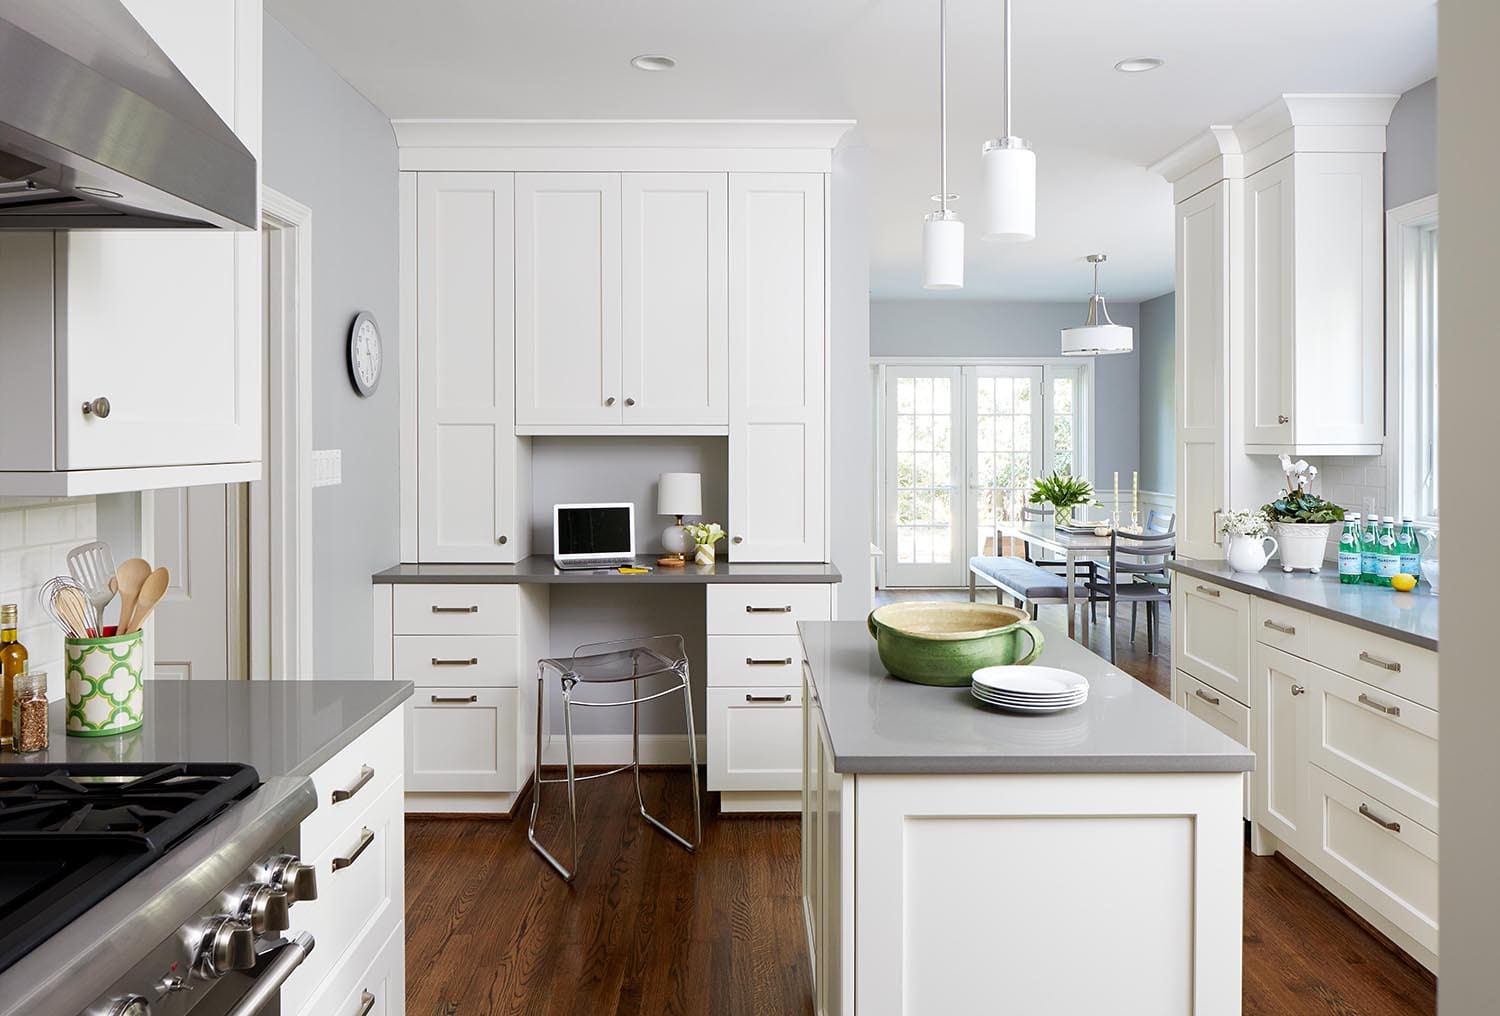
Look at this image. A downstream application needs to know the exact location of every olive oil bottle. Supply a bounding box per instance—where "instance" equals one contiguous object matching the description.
[0,604,28,748]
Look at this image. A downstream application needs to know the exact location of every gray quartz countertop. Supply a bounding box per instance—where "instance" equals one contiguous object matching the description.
[0,679,412,776]
[1168,558,1438,651]
[374,557,841,584]
[800,618,1254,776]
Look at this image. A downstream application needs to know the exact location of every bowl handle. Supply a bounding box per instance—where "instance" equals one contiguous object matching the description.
[1014,618,1045,666]
[867,611,880,641]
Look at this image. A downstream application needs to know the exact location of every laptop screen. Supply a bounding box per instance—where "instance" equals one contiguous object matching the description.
[555,504,634,558]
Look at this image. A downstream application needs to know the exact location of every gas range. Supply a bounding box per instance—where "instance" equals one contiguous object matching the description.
[0,762,319,1016]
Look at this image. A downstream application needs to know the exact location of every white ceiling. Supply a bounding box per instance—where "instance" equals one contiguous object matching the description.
[266,0,1437,302]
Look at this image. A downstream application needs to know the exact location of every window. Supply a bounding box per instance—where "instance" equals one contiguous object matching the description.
[1389,196,1439,525]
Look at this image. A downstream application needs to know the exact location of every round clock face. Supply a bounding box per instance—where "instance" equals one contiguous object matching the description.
[349,312,381,396]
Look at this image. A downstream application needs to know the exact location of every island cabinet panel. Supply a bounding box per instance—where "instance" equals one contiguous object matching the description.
[1174,578,1251,706]
[852,773,1243,1016]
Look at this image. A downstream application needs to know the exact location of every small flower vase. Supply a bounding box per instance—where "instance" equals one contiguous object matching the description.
[1224,533,1278,574]
[694,543,716,566]
[1055,504,1074,528]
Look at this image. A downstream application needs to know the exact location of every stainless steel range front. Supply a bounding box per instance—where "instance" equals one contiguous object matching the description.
[0,764,319,1016]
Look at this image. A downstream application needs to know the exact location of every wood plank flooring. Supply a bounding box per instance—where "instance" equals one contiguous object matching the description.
[406,595,1435,1016]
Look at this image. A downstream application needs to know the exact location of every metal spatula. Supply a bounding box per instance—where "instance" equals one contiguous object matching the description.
[67,540,117,629]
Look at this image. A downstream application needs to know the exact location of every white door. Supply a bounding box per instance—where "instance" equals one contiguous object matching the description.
[967,366,1043,562]
[152,485,245,680]
[620,173,728,427]
[727,173,827,563]
[884,368,964,587]
[514,172,622,428]
[416,172,528,563]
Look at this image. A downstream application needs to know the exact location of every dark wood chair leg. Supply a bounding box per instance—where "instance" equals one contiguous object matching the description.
[1146,600,1157,655]
[1130,602,1139,643]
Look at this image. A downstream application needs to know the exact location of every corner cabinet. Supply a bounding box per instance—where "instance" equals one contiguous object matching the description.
[0,0,262,495]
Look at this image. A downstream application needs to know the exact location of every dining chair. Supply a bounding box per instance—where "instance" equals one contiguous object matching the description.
[1087,529,1176,663]
[1130,510,1177,643]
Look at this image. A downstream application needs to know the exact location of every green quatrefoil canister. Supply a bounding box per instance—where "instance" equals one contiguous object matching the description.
[65,630,145,737]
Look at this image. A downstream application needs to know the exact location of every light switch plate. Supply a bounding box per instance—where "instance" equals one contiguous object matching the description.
[312,449,342,488]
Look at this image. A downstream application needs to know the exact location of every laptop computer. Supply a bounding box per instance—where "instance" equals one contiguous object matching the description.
[553,503,637,570]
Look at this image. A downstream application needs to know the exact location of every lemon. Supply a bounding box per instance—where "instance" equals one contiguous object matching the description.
[1391,573,1418,592]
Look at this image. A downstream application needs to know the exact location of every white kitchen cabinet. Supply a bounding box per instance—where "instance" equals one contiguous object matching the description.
[802,667,851,1016]
[1242,153,1384,455]
[415,171,530,563]
[728,173,827,563]
[0,0,262,493]
[1251,643,1312,851]
[514,172,623,428]
[707,686,804,792]
[621,173,729,427]
[1175,672,1251,817]
[405,687,519,794]
[1173,578,1251,706]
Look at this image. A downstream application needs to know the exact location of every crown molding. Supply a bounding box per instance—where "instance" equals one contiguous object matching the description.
[391,118,857,151]
[1149,126,1242,202]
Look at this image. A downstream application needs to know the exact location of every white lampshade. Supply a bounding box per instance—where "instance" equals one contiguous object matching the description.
[1061,320,1134,355]
[922,213,964,290]
[657,472,702,516]
[980,138,1036,243]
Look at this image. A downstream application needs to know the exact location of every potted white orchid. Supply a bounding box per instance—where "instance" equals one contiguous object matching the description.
[1261,455,1345,574]
[1218,509,1278,573]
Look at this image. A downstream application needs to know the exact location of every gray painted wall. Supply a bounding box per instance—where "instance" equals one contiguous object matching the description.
[831,136,873,620]
[263,16,400,678]
[869,299,1142,491]
[1138,292,1175,494]
[1385,78,1437,210]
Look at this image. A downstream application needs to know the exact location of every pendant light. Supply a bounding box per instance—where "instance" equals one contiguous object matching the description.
[922,0,963,289]
[1061,254,1133,355]
[981,0,1035,243]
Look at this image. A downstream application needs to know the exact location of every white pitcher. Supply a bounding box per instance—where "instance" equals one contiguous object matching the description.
[1225,533,1278,573]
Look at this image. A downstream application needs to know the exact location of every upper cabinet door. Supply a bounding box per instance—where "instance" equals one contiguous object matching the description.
[416,172,528,563]
[620,173,728,427]
[514,173,622,428]
[728,174,827,563]
[1243,158,1296,448]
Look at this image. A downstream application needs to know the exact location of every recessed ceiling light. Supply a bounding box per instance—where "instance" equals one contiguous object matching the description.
[631,55,676,72]
[1114,57,1164,73]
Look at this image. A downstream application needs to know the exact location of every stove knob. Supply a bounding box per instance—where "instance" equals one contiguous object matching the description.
[196,916,256,978]
[277,858,318,904]
[237,882,291,935]
[107,997,150,1016]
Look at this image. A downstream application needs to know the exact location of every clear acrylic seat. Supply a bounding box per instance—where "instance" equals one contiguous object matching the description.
[527,634,702,882]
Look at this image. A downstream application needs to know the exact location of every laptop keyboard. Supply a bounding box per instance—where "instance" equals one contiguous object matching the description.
[556,556,634,571]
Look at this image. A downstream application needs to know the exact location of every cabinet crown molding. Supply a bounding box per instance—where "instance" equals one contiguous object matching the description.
[1149,125,1241,189]
[391,118,857,151]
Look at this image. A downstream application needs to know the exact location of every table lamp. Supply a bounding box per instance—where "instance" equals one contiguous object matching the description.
[657,472,701,567]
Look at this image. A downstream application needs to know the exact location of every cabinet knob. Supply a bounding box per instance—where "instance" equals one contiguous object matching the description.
[1291,684,1306,696]
[732,536,744,544]
[624,397,636,407]
[82,397,111,418]
[497,535,508,545]
[605,396,616,406]
[1277,414,1290,424]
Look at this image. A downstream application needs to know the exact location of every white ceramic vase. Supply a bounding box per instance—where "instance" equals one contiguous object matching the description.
[1225,533,1278,573]
[1272,522,1334,573]
[694,543,716,566]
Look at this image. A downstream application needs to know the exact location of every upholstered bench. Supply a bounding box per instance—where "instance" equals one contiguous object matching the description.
[968,556,1090,619]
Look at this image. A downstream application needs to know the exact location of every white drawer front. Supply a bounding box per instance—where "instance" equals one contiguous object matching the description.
[393,584,520,635]
[707,635,804,687]
[301,918,406,1016]
[706,584,832,636]
[1252,599,1310,658]
[393,635,520,687]
[302,708,403,862]
[1308,662,1439,832]
[1176,579,1250,705]
[707,685,804,791]
[1307,616,1437,710]
[1308,766,1438,954]
[1174,671,1250,817]
[406,687,518,793]
[283,778,404,1015]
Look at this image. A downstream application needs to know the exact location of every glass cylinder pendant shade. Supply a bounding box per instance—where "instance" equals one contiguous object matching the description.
[922,212,964,289]
[981,138,1036,243]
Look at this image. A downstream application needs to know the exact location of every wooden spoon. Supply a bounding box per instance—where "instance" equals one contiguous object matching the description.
[114,558,152,635]
[125,566,170,634]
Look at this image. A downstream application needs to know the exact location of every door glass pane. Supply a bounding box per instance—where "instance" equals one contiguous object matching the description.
[1052,376,1076,475]
[974,371,1038,558]
[893,375,955,565]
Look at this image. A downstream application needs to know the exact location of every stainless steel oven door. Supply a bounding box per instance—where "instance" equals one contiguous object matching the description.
[186,934,315,1016]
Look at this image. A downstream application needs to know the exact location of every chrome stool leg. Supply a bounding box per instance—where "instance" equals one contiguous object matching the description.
[633,662,700,852]
[528,667,580,882]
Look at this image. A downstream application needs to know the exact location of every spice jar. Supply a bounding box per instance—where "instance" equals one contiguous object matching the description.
[11,671,48,754]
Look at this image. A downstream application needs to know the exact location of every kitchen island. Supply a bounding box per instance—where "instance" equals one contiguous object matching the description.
[799,618,1252,1016]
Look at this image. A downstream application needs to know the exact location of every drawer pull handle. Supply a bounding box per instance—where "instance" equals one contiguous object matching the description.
[1358,651,1401,673]
[1291,684,1306,696]
[746,657,793,666]
[431,605,479,614]
[1262,619,1296,635]
[1358,803,1401,833]
[745,604,793,613]
[1195,585,1221,598]
[1193,688,1221,707]
[357,990,376,1016]
[430,694,479,704]
[332,827,375,872]
[745,693,793,703]
[331,764,374,804]
[1357,693,1401,717]
[431,657,479,667]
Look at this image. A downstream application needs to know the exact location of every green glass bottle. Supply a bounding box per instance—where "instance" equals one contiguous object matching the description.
[1374,516,1400,587]
[1338,516,1364,585]
[1360,515,1381,584]
[1397,517,1421,580]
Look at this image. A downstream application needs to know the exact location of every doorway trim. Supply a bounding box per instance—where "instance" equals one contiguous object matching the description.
[260,186,314,679]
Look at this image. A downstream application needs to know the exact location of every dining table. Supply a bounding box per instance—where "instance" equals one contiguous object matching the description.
[994,518,1113,640]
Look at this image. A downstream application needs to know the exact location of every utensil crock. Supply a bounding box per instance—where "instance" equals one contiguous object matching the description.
[64,629,145,736]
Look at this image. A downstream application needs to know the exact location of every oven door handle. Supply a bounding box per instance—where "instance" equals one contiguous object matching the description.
[225,933,316,1016]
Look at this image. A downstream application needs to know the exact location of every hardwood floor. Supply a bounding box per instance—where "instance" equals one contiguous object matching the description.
[405,592,1435,1016]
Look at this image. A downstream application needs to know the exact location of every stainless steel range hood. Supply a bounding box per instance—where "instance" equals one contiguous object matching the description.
[0,0,256,229]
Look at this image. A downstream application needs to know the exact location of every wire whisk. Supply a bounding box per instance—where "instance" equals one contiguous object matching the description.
[39,575,98,638]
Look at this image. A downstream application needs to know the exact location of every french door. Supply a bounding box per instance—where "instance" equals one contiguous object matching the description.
[883,363,1087,588]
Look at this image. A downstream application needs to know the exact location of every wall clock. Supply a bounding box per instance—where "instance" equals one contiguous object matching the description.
[348,311,382,397]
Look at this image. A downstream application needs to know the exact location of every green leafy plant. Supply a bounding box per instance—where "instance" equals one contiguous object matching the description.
[1028,470,1096,512]
[685,521,726,547]
[1261,492,1345,525]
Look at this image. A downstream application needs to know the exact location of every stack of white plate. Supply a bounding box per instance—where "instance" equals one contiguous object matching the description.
[971,666,1089,714]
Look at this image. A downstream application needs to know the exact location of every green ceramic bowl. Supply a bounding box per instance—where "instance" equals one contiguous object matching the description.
[866,601,1045,687]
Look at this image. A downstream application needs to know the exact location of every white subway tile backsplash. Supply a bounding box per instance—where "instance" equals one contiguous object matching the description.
[0,496,99,688]
[1363,465,1388,487]
[0,514,22,551]
[23,505,77,545]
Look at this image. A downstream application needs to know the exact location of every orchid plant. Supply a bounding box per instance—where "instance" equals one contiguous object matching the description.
[1261,454,1345,525]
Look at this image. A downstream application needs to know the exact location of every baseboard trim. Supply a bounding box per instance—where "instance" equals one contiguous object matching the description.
[539,733,707,766]
[718,789,801,814]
